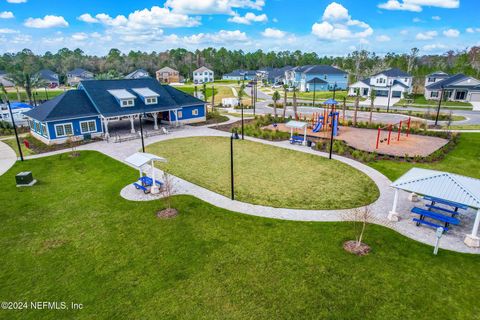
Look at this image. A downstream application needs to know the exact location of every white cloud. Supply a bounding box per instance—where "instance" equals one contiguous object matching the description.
[24,15,69,28]
[0,28,18,34]
[165,0,265,15]
[228,12,267,24]
[311,2,373,40]
[415,30,438,40]
[466,27,475,33]
[376,35,391,42]
[378,0,459,12]
[71,32,88,41]
[432,15,441,20]
[412,17,422,22]
[6,0,26,3]
[400,29,409,35]
[261,27,285,38]
[443,28,459,37]
[0,11,14,19]
[184,30,249,44]
[422,43,447,51]
[78,13,99,23]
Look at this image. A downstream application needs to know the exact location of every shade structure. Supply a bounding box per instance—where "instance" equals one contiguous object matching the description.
[389,167,480,247]
[323,98,338,105]
[125,152,167,168]
[285,120,308,146]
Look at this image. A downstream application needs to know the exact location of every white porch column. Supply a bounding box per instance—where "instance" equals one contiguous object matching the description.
[464,209,480,247]
[174,109,179,127]
[103,118,109,138]
[388,188,400,222]
[152,112,159,130]
[290,127,293,139]
[130,116,135,134]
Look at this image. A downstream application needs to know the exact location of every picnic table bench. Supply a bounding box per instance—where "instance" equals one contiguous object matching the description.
[138,176,163,188]
[423,196,468,210]
[411,207,460,232]
[290,135,305,145]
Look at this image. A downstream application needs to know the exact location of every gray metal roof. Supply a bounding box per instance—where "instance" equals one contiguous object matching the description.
[391,168,480,209]
[373,68,411,78]
[425,74,472,90]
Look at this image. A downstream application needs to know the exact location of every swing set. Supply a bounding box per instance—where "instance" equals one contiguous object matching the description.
[376,117,411,149]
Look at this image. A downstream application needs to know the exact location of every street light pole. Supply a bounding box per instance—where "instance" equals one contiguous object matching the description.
[7,99,24,161]
[329,111,335,160]
[434,86,444,127]
[313,78,316,107]
[386,83,392,113]
[241,102,244,140]
[333,82,337,100]
[230,130,239,200]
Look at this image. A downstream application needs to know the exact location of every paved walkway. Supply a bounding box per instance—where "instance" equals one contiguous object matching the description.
[5,123,479,254]
[0,141,17,176]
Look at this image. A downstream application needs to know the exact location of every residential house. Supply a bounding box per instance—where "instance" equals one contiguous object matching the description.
[193,66,214,84]
[0,70,14,87]
[24,78,206,145]
[37,69,60,88]
[124,69,150,79]
[424,71,450,88]
[257,66,292,84]
[348,68,413,99]
[424,73,480,102]
[156,67,180,84]
[67,68,94,86]
[222,69,257,81]
[285,65,348,92]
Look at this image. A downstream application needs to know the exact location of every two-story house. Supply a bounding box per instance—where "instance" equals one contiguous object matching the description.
[193,67,214,84]
[67,68,94,86]
[424,73,480,102]
[285,65,348,92]
[348,68,413,99]
[38,69,60,88]
[156,67,180,84]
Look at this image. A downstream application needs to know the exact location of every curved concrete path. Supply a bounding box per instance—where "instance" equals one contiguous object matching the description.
[11,123,479,254]
[0,141,17,176]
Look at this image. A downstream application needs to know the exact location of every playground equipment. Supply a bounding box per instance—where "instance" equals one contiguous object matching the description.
[376,117,411,149]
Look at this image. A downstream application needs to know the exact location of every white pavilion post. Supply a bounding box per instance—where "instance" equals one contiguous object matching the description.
[152,112,159,130]
[290,127,293,139]
[150,159,159,194]
[130,116,135,134]
[464,209,480,247]
[388,188,400,222]
[303,126,307,146]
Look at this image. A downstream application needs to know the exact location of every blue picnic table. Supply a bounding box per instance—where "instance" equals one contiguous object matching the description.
[410,195,467,232]
[133,176,163,194]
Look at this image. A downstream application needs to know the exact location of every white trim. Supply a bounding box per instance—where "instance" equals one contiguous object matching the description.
[54,122,73,138]
[79,119,97,134]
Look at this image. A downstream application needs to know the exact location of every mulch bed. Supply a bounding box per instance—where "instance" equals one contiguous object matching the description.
[343,240,371,256]
[156,208,179,219]
[213,119,256,133]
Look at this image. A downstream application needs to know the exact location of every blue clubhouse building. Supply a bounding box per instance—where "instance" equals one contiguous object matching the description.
[24,78,206,144]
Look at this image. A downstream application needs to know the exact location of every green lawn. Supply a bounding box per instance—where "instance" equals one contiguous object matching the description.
[6,89,66,102]
[146,136,379,209]
[395,94,472,108]
[287,90,355,101]
[369,133,480,181]
[443,124,480,130]
[1,151,479,319]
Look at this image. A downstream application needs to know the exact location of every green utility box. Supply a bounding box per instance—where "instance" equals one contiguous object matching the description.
[16,171,34,186]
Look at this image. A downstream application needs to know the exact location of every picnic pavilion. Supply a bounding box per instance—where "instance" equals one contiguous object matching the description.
[388,168,480,248]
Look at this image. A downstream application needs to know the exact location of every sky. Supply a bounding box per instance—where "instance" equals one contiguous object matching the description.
[0,0,479,56]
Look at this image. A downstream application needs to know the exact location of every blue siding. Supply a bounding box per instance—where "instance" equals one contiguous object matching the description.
[169,105,205,121]
[304,73,348,90]
[46,116,102,140]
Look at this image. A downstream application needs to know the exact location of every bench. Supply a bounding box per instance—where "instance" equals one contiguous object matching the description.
[290,135,305,145]
[423,196,468,210]
[412,218,448,232]
[139,176,163,187]
[411,207,460,230]
[425,204,461,217]
[133,183,149,194]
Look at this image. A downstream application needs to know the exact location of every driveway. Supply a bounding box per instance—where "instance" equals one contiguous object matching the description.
[471,102,480,111]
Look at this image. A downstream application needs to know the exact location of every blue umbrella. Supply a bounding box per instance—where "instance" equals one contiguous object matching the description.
[323,98,338,105]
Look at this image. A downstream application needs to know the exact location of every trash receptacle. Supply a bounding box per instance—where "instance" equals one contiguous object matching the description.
[307,140,312,147]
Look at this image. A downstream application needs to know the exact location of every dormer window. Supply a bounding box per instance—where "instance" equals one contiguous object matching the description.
[132,88,159,105]
[145,97,157,105]
[122,99,134,107]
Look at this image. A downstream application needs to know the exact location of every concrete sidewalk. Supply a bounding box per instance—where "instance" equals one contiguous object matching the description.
[0,141,16,176]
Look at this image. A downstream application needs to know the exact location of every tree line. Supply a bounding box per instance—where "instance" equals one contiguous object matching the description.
[1,46,480,85]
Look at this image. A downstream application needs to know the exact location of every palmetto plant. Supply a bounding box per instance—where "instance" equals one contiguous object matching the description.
[6,72,46,105]
[354,88,360,126]
[292,85,298,120]
[369,89,376,124]
[272,90,281,120]
[282,84,288,118]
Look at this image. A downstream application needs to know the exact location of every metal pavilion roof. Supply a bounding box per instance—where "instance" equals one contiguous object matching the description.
[285,120,308,129]
[391,168,480,209]
[124,152,167,169]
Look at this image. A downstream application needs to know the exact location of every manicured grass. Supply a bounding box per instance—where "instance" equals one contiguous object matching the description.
[6,89,66,102]
[146,136,379,209]
[2,136,35,156]
[286,90,364,102]
[1,151,479,319]
[443,124,480,130]
[395,94,472,107]
[369,133,480,181]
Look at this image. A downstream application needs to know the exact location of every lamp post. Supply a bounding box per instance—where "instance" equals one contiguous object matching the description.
[332,82,337,100]
[241,102,244,140]
[386,82,392,113]
[329,110,335,160]
[230,129,240,200]
[7,99,24,161]
[139,113,145,153]
[253,80,257,116]
[434,86,444,127]
[212,84,215,112]
[312,78,316,107]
